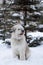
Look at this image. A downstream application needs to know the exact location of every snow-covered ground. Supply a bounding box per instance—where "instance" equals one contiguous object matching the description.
[0,39,43,65]
[27,31,43,38]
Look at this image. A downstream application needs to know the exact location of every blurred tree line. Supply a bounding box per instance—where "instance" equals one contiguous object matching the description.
[0,0,43,40]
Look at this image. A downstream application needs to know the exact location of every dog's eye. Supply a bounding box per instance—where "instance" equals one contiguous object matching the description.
[13,29,16,32]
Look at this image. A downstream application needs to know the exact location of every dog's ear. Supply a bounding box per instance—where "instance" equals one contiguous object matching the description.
[10,26,15,33]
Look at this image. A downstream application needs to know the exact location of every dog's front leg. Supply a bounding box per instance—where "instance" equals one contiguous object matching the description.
[12,50,18,58]
[20,51,25,60]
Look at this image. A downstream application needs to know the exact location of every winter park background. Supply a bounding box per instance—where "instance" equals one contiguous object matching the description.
[0,0,43,65]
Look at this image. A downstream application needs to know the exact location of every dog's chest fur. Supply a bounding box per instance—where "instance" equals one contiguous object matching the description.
[11,37,27,52]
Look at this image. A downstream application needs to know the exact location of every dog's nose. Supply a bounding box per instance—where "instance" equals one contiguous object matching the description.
[22,30,24,32]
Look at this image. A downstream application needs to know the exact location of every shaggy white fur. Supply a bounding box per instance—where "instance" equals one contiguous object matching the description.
[11,24,30,60]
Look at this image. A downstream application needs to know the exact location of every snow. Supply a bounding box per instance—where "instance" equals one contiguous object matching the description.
[12,13,20,17]
[6,0,14,4]
[0,34,4,36]
[37,1,43,7]
[34,12,41,15]
[0,32,43,65]
[0,8,6,11]
[0,29,4,31]
[0,41,43,65]
[25,24,29,28]
[40,11,43,13]
[30,5,36,10]
[38,24,43,28]
[0,13,2,16]
[27,31,43,38]
[41,0,43,3]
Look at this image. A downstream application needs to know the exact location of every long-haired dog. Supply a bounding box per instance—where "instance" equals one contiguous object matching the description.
[11,23,30,60]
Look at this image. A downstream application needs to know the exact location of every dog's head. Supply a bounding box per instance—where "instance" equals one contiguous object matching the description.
[11,24,25,40]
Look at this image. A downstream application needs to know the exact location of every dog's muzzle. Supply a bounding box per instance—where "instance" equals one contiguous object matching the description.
[19,30,24,35]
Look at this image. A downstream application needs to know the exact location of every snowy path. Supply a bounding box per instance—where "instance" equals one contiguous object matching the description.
[0,40,43,65]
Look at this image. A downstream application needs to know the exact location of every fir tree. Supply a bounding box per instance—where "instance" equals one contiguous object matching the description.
[0,0,42,41]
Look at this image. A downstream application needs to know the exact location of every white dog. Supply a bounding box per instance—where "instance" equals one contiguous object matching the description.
[11,23,30,60]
